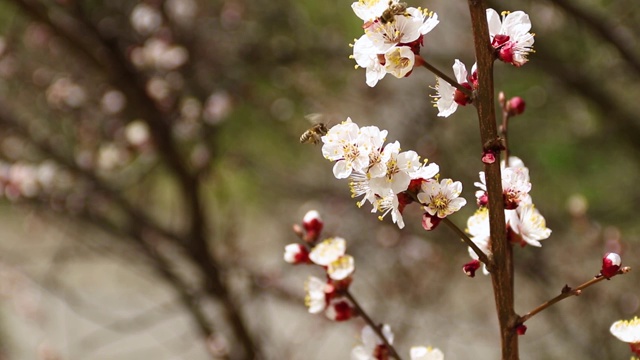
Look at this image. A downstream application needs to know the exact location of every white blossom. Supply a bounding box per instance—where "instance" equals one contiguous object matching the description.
[351,0,390,21]
[486,9,535,66]
[369,141,421,195]
[466,207,492,259]
[304,276,327,314]
[610,317,640,344]
[352,35,387,87]
[507,204,551,247]
[384,46,415,79]
[327,255,355,280]
[475,167,531,209]
[308,237,346,266]
[321,118,371,179]
[433,60,475,117]
[375,189,405,229]
[418,179,467,218]
[360,125,389,178]
[365,11,424,53]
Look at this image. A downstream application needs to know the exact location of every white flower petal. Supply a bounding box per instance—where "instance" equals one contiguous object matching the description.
[610,317,640,343]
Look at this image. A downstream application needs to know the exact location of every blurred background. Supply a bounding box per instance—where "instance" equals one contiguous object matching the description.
[0,0,637,359]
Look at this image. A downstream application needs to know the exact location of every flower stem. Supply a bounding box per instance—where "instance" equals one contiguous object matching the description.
[421,59,473,97]
[345,290,403,360]
[518,267,632,324]
[443,218,493,270]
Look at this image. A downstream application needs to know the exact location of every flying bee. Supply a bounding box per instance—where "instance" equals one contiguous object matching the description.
[300,113,330,145]
[300,123,328,145]
[379,1,409,24]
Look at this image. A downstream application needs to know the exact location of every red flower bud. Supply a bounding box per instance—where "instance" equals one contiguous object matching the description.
[284,243,310,264]
[507,97,526,116]
[462,259,481,278]
[601,252,621,279]
[302,210,324,243]
[477,193,488,207]
[516,324,527,336]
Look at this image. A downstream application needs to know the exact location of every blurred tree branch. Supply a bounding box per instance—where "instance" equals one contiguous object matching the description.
[546,0,640,77]
[2,0,262,358]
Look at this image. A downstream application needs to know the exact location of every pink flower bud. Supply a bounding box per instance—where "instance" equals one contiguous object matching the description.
[477,193,488,207]
[422,213,442,231]
[283,243,310,264]
[631,342,640,355]
[482,151,496,164]
[601,252,622,278]
[462,259,481,278]
[516,324,527,335]
[507,97,526,116]
[302,210,323,243]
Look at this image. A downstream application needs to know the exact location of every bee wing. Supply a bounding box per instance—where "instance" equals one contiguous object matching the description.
[304,113,325,124]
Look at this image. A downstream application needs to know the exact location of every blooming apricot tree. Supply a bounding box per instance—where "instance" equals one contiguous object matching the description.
[285,0,634,359]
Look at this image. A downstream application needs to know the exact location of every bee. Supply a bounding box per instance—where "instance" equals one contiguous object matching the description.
[380,1,409,24]
[300,113,331,144]
[300,123,329,145]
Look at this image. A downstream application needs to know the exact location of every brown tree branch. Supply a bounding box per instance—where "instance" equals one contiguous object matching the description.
[18,199,221,359]
[466,1,518,359]
[518,267,631,324]
[6,2,262,357]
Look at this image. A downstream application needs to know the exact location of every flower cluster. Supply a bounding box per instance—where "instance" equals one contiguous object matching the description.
[610,316,640,357]
[463,157,551,276]
[321,118,466,229]
[285,211,356,321]
[351,0,439,87]
[352,325,444,360]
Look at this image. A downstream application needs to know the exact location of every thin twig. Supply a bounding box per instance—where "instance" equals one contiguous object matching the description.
[518,267,632,324]
[442,218,492,269]
[421,60,473,97]
[344,290,403,360]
